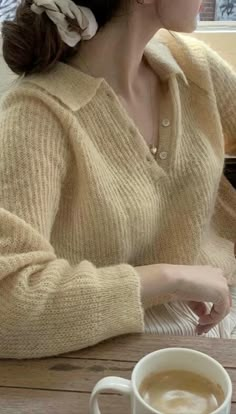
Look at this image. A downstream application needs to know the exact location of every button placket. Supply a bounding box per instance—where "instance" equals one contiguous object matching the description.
[157,82,173,167]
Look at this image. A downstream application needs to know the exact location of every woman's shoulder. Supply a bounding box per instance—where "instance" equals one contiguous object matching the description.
[153,30,234,91]
[0,64,74,181]
[166,32,231,72]
[1,60,103,115]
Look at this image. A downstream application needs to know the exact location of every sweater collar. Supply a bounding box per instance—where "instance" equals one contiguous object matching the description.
[25,31,187,112]
[145,34,188,86]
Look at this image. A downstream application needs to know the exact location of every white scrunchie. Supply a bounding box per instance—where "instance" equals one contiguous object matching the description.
[31,0,98,47]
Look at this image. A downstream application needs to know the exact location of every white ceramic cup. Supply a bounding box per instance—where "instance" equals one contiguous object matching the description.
[89,347,232,414]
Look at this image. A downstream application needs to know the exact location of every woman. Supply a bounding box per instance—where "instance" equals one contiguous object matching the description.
[0,0,236,359]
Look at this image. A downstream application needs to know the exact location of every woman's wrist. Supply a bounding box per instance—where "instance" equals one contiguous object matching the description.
[136,263,178,308]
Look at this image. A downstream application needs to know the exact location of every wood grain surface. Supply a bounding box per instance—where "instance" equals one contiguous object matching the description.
[1,388,236,414]
[70,335,236,367]
[0,334,235,414]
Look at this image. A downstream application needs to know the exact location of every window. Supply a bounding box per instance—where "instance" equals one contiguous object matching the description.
[0,0,20,22]
[200,0,236,21]
[195,0,236,70]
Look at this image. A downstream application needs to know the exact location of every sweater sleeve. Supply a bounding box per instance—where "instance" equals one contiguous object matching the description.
[0,88,144,359]
[206,45,236,156]
[204,46,236,243]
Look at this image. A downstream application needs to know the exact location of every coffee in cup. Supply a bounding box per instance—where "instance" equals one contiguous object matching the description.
[139,369,225,414]
[89,348,232,414]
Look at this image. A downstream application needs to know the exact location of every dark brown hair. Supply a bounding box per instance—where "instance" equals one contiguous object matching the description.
[2,0,122,76]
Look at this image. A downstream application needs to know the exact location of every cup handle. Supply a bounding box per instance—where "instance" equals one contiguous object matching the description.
[89,376,132,414]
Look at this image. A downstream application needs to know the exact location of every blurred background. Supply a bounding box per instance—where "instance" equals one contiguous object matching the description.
[201,0,236,21]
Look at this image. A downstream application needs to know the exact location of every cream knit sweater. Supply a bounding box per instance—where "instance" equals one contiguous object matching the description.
[0,31,235,359]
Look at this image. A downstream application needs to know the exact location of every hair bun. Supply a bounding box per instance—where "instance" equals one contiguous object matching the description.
[2,0,71,76]
[2,0,123,76]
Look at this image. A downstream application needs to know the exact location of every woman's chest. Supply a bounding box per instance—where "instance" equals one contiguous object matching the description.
[52,80,225,266]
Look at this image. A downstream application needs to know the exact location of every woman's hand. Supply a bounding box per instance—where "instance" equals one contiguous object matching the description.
[136,264,231,334]
[169,264,231,334]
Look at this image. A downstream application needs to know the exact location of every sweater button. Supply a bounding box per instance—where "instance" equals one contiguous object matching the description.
[146,154,153,162]
[162,118,170,127]
[159,151,168,160]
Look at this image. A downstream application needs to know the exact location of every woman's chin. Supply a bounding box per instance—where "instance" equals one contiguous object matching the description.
[180,21,198,34]
[170,17,199,34]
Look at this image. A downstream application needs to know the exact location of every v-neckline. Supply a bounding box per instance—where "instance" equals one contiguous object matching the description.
[68,39,179,172]
[100,76,174,172]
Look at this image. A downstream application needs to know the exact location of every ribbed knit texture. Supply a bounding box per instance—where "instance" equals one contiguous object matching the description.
[0,31,235,359]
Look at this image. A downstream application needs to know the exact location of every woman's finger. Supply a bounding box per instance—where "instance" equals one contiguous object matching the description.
[196,322,216,335]
[198,299,230,326]
[188,301,208,318]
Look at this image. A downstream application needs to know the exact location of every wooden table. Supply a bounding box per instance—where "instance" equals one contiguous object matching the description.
[0,335,235,414]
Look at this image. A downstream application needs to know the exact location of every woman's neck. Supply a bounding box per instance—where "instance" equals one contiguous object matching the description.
[76,3,162,97]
